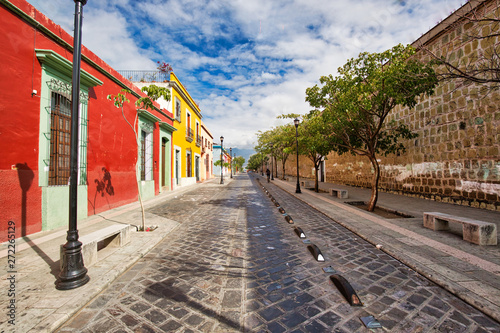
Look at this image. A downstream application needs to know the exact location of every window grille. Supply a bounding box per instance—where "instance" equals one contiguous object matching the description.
[141,131,146,181]
[49,92,71,185]
[140,126,153,181]
[46,79,89,187]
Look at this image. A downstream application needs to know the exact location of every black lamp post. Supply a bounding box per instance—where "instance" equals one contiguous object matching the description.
[294,118,301,194]
[270,143,274,180]
[56,0,90,290]
[220,136,224,184]
[230,148,233,178]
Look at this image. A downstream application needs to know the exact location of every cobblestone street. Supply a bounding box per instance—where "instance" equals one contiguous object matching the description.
[57,174,500,332]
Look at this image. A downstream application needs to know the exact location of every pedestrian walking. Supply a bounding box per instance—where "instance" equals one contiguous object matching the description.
[266,168,270,182]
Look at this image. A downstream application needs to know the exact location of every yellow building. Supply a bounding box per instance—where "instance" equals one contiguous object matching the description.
[170,72,203,188]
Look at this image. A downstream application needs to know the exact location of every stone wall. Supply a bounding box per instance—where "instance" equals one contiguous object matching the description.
[282,1,500,211]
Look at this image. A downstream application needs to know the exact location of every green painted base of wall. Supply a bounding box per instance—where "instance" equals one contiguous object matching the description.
[42,186,88,231]
[140,181,155,201]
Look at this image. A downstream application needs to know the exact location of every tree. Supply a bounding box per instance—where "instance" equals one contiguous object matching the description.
[271,124,296,180]
[306,44,438,211]
[281,114,334,192]
[108,85,171,231]
[255,129,275,174]
[417,0,500,91]
[232,156,245,172]
[247,153,263,172]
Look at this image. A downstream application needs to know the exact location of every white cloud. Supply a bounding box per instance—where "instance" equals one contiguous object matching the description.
[25,0,465,149]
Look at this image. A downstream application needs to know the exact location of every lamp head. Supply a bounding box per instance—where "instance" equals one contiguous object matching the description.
[294,118,300,128]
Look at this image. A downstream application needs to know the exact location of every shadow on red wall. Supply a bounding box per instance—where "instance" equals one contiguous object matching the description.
[16,162,34,237]
[90,167,115,214]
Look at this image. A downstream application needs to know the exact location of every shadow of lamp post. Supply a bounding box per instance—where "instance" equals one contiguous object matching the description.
[294,118,301,194]
[56,0,90,290]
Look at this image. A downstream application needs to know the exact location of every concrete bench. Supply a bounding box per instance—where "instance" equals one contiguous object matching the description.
[423,212,497,245]
[300,180,313,188]
[60,224,131,268]
[329,188,348,199]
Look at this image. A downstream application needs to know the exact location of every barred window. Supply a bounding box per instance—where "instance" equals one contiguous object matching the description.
[140,128,153,181]
[49,92,71,185]
[175,98,181,121]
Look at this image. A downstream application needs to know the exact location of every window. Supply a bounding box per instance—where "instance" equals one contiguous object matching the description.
[186,151,192,177]
[175,98,181,121]
[36,50,100,188]
[140,125,153,181]
[49,92,71,185]
[46,81,88,186]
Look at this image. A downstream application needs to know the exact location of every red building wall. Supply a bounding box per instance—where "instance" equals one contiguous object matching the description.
[0,0,174,242]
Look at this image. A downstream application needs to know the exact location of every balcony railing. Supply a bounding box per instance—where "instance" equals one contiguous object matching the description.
[186,128,194,142]
[196,135,202,147]
[117,70,171,83]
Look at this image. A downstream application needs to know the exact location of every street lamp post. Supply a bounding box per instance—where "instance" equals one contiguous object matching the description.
[294,118,301,194]
[220,136,224,184]
[230,148,233,178]
[56,0,90,290]
[270,143,274,181]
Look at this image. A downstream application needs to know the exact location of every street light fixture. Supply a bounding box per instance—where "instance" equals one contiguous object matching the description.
[220,136,224,184]
[294,118,301,194]
[230,147,233,179]
[56,0,90,290]
[270,143,274,181]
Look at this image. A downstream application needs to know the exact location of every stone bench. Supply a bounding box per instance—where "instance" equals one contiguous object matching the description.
[60,224,131,268]
[300,180,313,188]
[329,188,349,199]
[423,212,497,245]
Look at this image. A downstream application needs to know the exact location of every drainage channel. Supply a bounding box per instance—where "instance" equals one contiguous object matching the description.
[255,177,380,330]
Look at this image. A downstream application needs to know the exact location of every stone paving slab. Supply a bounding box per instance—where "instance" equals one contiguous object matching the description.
[53,174,500,332]
[272,176,500,324]
[0,180,224,333]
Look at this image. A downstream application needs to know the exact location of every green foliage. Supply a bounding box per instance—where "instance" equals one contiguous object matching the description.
[246,154,262,171]
[214,159,229,168]
[107,89,131,108]
[232,156,245,172]
[136,85,171,110]
[305,44,438,209]
[306,44,436,158]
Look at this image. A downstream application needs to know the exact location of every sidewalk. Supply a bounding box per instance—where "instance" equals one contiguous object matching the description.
[269,175,500,323]
[0,177,232,333]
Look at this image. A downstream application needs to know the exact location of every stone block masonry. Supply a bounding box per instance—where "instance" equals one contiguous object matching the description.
[282,1,500,211]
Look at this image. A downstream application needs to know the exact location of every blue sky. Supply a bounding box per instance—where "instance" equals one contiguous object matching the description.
[26,0,464,149]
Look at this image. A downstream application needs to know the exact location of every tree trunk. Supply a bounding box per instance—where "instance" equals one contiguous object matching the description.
[367,156,380,212]
[282,156,288,180]
[122,107,146,231]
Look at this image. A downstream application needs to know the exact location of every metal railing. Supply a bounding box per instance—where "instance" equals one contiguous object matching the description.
[186,128,194,142]
[116,70,170,83]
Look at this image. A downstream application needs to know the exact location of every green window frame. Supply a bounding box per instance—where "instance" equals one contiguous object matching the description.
[36,49,102,187]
